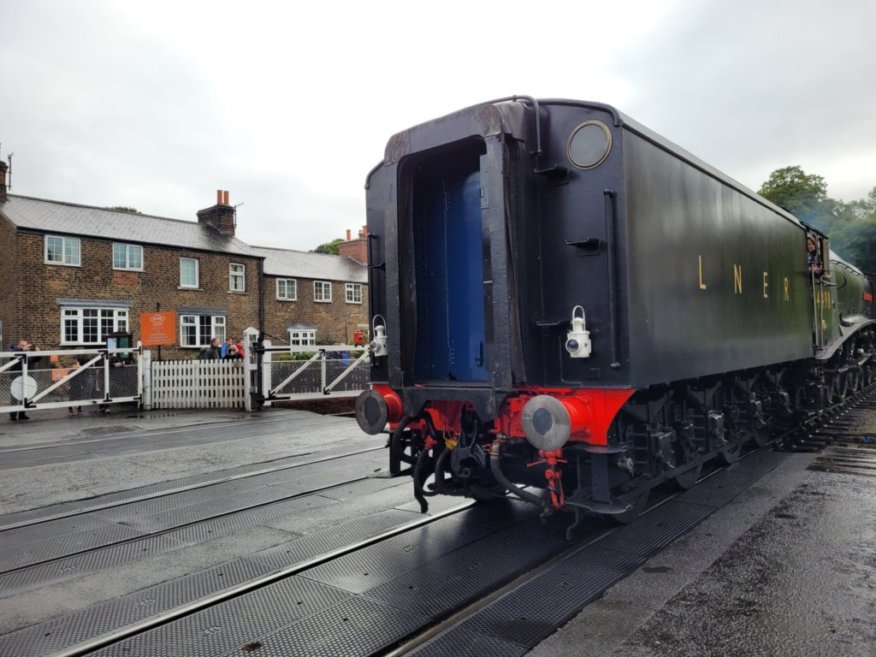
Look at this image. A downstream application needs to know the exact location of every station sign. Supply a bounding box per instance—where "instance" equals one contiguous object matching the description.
[140,311,178,347]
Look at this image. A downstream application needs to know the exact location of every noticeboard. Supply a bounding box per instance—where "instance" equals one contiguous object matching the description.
[140,311,178,347]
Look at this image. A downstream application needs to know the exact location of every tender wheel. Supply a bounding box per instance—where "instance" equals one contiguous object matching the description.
[750,428,771,448]
[669,462,702,490]
[469,483,508,502]
[718,440,743,464]
[847,369,861,394]
[613,490,650,524]
[835,373,849,402]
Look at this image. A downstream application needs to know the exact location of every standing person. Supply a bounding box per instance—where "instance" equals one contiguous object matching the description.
[220,338,233,359]
[8,339,40,421]
[234,338,245,359]
[199,337,222,360]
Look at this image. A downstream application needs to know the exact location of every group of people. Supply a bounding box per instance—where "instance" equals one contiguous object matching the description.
[199,337,246,361]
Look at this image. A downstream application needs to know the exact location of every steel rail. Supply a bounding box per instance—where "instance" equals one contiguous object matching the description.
[0,445,384,533]
[383,468,723,657]
[49,500,475,657]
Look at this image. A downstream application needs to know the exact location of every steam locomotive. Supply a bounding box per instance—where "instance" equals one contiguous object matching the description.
[354,97,875,531]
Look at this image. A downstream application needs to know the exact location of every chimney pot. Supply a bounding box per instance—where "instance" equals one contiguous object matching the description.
[0,160,7,202]
[198,190,236,236]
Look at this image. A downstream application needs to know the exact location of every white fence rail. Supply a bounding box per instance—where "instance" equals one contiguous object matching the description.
[148,359,245,410]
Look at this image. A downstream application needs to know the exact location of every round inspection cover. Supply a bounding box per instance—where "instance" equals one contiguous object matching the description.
[521,395,571,451]
[355,389,389,434]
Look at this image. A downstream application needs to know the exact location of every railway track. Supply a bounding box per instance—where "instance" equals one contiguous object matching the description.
[1,385,873,657]
[0,442,384,532]
[0,445,388,594]
[804,384,876,477]
[0,439,780,657]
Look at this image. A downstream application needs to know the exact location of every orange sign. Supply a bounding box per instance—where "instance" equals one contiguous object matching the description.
[140,311,178,346]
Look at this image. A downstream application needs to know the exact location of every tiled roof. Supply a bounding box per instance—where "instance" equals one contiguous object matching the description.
[1,195,258,257]
[251,246,367,283]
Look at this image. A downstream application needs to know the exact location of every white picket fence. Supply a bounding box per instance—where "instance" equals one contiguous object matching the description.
[148,358,245,409]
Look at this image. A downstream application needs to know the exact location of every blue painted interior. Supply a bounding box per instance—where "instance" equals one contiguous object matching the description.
[413,164,487,382]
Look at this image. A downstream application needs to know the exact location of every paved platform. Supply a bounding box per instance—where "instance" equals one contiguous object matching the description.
[531,421,876,656]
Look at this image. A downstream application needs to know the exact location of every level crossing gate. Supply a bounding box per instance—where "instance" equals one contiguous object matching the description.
[1,331,371,415]
[0,345,141,415]
[240,329,369,411]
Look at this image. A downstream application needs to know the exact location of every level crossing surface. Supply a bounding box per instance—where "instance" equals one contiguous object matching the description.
[0,404,874,656]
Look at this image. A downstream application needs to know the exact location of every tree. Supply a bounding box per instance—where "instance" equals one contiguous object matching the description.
[312,238,343,255]
[758,166,832,232]
[842,186,876,220]
[759,169,876,274]
[828,186,876,274]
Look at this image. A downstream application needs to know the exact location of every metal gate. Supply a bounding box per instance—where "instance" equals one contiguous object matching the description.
[1,345,142,415]
[243,329,370,410]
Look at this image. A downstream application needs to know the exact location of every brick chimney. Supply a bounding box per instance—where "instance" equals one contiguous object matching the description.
[197,189,235,236]
[0,160,7,202]
[338,225,368,264]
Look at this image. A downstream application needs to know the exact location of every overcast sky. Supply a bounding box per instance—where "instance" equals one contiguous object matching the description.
[2,0,874,250]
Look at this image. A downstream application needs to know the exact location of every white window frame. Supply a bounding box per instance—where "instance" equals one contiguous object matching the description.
[112,243,144,271]
[179,314,226,348]
[314,281,332,303]
[60,306,128,345]
[289,329,317,347]
[345,283,363,304]
[45,235,81,266]
[229,263,246,292]
[276,278,297,301]
[180,257,199,289]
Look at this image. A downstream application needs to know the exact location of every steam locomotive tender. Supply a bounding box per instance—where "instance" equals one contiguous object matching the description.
[355,97,875,531]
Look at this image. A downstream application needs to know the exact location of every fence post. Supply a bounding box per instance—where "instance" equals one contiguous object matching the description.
[320,348,327,393]
[261,338,272,408]
[142,349,152,410]
[243,327,258,412]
